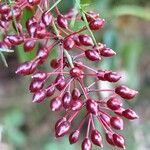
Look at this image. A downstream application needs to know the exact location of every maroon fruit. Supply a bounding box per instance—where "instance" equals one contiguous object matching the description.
[69,130,80,144]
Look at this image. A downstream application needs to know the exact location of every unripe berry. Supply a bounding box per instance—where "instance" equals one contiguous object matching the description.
[82,138,92,150]
[55,121,70,138]
[113,134,126,149]
[89,18,105,30]
[69,130,80,144]
[50,97,62,111]
[110,116,123,130]
[122,109,139,120]
[57,15,68,29]
[91,129,103,147]
[79,35,93,46]
[85,50,101,61]
[107,97,122,110]
[115,85,138,100]
[32,89,46,103]
[86,99,98,115]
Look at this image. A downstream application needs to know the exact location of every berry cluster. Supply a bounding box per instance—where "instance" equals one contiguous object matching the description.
[0,0,139,149]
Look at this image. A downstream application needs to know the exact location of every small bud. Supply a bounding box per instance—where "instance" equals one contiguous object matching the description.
[46,84,55,97]
[85,49,101,61]
[62,91,72,109]
[104,71,121,82]
[79,35,94,46]
[105,132,115,146]
[70,67,83,78]
[32,89,46,103]
[71,88,81,100]
[29,80,44,93]
[57,15,68,29]
[100,48,116,57]
[89,18,105,30]
[32,71,47,81]
[71,100,82,111]
[55,75,66,91]
[63,37,75,50]
[107,97,122,110]
[42,11,53,26]
[24,40,36,52]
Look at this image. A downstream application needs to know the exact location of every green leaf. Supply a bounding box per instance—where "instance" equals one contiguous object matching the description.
[111,5,150,20]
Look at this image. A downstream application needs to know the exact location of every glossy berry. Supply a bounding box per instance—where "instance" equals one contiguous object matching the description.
[29,80,44,93]
[69,130,80,144]
[113,134,126,149]
[104,71,121,82]
[110,116,124,130]
[82,138,92,150]
[63,37,75,50]
[55,121,70,138]
[70,67,83,78]
[91,129,103,147]
[50,97,62,111]
[85,49,101,61]
[42,11,53,26]
[71,88,81,100]
[86,99,98,115]
[105,132,115,146]
[24,40,36,52]
[50,59,60,69]
[115,85,138,100]
[32,89,46,103]
[85,11,99,22]
[0,4,10,14]
[71,100,82,111]
[32,71,47,81]
[55,75,66,91]
[100,48,116,57]
[79,35,93,46]
[46,84,55,97]
[62,91,72,109]
[97,70,106,80]
[89,18,105,30]
[122,109,139,120]
[107,97,122,110]
[57,15,68,29]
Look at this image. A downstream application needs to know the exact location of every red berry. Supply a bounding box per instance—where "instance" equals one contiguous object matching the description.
[55,117,67,131]
[71,88,81,100]
[7,35,23,45]
[55,75,66,91]
[100,48,116,57]
[50,97,62,111]
[115,85,138,100]
[46,84,55,97]
[107,97,122,110]
[62,91,72,109]
[24,40,36,52]
[32,89,46,103]
[70,67,83,78]
[113,134,126,149]
[100,114,110,125]
[27,0,41,5]
[85,11,99,22]
[0,4,10,14]
[82,138,92,150]
[69,130,80,144]
[105,132,115,146]
[91,129,103,147]
[79,35,93,46]
[86,99,98,115]
[32,71,47,81]
[104,71,121,82]
[57,15,68,29]
[71,100,82,111]
[89,18,105,30]
[122,109,139,120]
[55,121,70,138]
[29,80,44,93]
[97,70,106,80]
[110,116,123,130]
[42,11,53,26]
[63,37,75,50]
[85,49,101,61]
[50,59,60,69]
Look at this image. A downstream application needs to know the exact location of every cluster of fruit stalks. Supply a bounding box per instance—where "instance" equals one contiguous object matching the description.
[0,0,139,149]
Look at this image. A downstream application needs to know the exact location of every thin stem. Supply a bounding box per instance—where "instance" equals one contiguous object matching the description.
[47,0,62,13]
[86,114,92,138]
